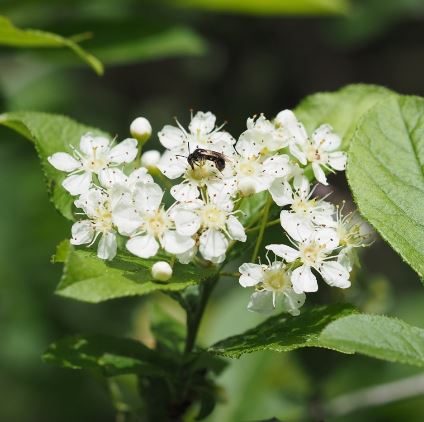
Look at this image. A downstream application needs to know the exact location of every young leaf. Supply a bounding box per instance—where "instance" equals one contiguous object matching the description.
[210,304,424,368]
[347,95,424,279]
[295,84,394,148]
[43,334,175,376]
[53,240,218,303]
[0,15,103,74]
[0,111,108,220]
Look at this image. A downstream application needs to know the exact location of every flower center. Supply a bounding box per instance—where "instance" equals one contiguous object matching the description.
[237,157,259,176]
[306,145,321,162]
[94,208,113,233]
[292,196,315,215]
[262,268,289,292]
[145,209,169,237]
[187,161,217,182]
[200,204,227,230]
[84,148,108,172]
[300,241,325,267]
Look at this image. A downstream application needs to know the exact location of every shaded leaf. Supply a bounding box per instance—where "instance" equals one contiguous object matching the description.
[53,240,218,303]
[0,111,107,220]
[210,304,424,368]
[295,84,394,148]
[0,15,103,74]
[347,95,424,279]
[43,334,174,376]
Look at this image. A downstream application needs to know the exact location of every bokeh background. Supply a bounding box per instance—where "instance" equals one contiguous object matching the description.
[1,1,424,421]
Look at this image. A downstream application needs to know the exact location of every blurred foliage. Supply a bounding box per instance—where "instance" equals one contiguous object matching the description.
[2,0,424,421]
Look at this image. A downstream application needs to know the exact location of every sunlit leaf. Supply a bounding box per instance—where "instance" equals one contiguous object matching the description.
[53,240,218,303]
[347,95,424,279]
[0,15,103,74]
[210,304,424,367]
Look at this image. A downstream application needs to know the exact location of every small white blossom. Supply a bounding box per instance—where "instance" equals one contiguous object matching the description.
[72,188,117,260]
[239,261,305,315]
[302,124,347,185]
[151,261,173,281]
[48,133,138,195]
[266,228,350,293]
[172,197,246,263]
[141,150,161,168]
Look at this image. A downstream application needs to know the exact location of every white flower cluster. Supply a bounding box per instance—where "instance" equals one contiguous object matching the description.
[48,110,369,315]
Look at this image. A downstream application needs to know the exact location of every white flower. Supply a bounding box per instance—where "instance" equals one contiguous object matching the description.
[302,124,347,185]
[232,133,291,196]
[112,181,195,259]
[158,111,235,156]
[274,175,336,241]
[239,261,305,315]
[48,133,138,195]
[151,261,173,281]
[172,197,246,263]
[71,188,117,260]
[130,116,152,143]
[266,228,350,293]
[274,110,309,164]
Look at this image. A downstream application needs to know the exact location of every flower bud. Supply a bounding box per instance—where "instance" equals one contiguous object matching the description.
[238,179,256,197]
[141,150,161,168]
[151,261,173,282]
[130,117,152,143]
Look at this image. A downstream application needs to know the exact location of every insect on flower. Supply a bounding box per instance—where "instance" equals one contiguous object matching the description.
[186,148,230,172]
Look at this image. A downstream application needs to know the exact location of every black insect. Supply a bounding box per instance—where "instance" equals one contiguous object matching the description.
[187,148,229,172]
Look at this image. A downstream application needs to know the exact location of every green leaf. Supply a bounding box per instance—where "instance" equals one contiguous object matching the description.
[295,84,394,148]
[43,334,175,376]
[347,95,424,279]
[210,304,424,368]
[0,15,103,74]
[173,0,350,15]
[0,111,108,220]
[53,240,218,303]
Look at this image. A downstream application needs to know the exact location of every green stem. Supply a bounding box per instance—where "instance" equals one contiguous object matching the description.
[184,275,218,355]
[246,217,280,233]
[251,194,273,262]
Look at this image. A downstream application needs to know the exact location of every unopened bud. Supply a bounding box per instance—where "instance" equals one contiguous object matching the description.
[141,150,161,168]
[238,179,256,197]
[130,117,152,143]
[151,261,173,282]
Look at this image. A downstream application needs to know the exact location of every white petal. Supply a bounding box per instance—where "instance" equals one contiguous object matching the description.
[313,228,339,251]
[133,182,163,213]
[112,202,141,236]
[328,151,347,171]
[140,150,161,167]
[265,244,300,262]
[157,151,187,179]
[80,133,110,156]
[62,172,92,196]
[269,179,293,207]
[291,265,318,293]
[199,229,228,261]
[312,162,328,185]
[275,110,308,145]
[158,125,186,150]
[239,263,264,287]
[226,215,246,242]
[235,132,262,157]
[312,124,341,151]
[176,245,198,264]
[281,289,306,316]
[98,168,127,188]
[263,154,291,178]
[189,111,216,134]
[320,261,351,288]
[280,211,314,242]
[289,143,307,165]
[128,167,153,186]
[209,131,236,146]
[74,188,105,216]
[171,181,199,202]
[48,152,81,172]
[293,175,310,197]
[126,235,159,259]
[70,220,95,245]
[161,230,195,255]
[107,138,138,164]
[247,291,275,313]
[207,178,237,202]
[173,208,201,236]
[97,232,117,260]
